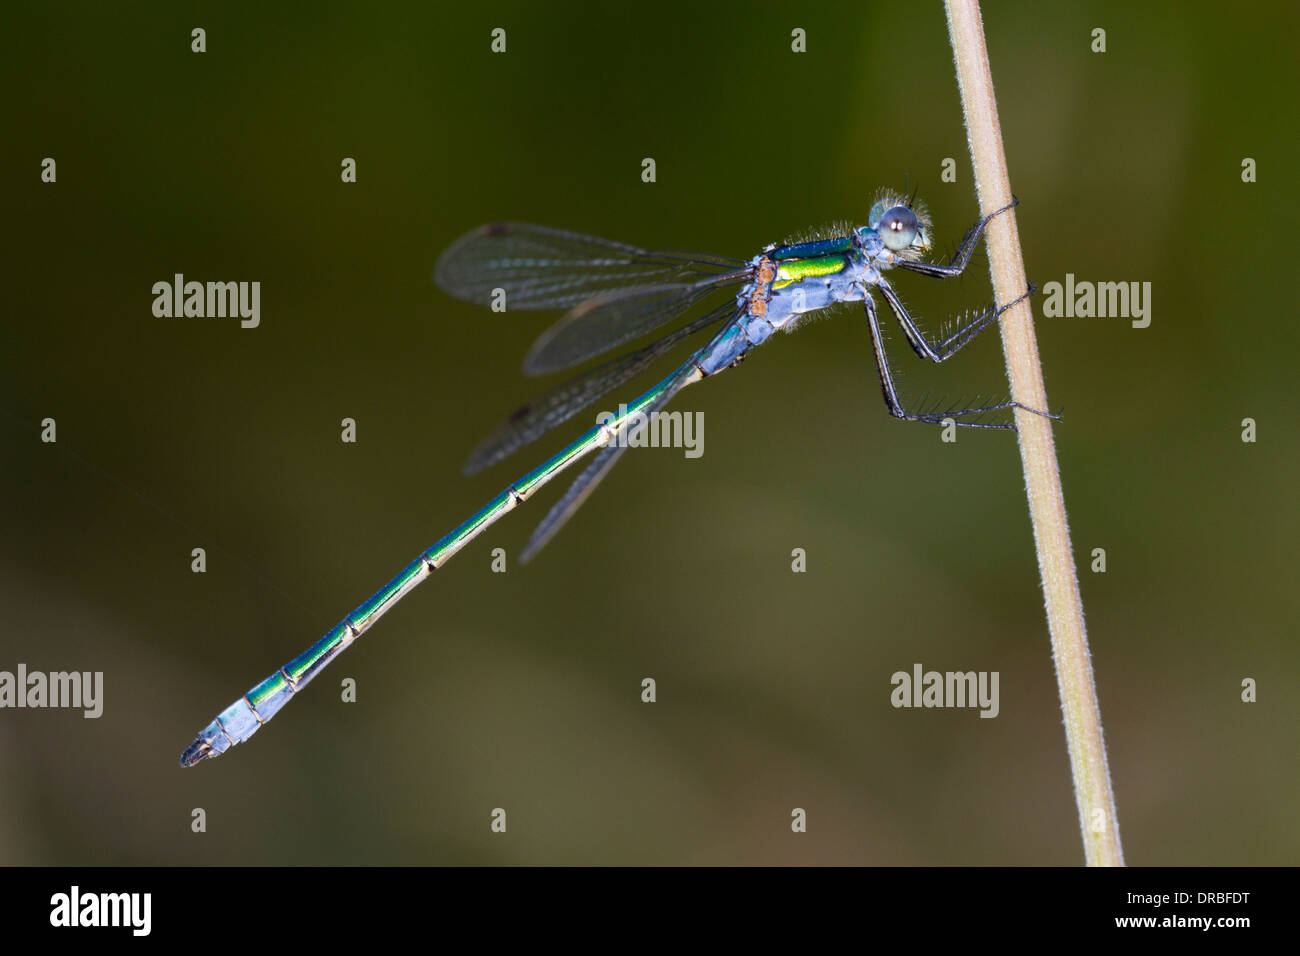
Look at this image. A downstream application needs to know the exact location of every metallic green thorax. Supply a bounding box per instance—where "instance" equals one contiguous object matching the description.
[772,254,850,290]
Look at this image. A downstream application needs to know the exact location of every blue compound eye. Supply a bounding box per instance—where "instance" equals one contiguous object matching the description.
[877,206,919,252]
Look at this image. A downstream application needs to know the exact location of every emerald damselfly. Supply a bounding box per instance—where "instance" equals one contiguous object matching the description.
[180,194,1045,766]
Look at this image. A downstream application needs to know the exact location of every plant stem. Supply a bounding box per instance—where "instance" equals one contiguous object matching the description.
[943,0,1124,866]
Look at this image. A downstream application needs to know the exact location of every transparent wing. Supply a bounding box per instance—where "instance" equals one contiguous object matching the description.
[466,301,738,475]
[435,222,749,374]
[521,276,743,375]
[434,222,746,311]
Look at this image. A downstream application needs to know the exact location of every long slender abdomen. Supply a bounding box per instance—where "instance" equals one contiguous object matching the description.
[179,357,708,767]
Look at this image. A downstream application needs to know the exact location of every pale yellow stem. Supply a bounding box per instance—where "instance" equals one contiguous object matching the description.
[944,0,1124,866]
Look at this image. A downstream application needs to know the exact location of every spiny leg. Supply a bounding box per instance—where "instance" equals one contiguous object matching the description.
[873,278,1055,424]
[876,277,1036,363]
[895,196,1018,280]
[862,294,1048,430]
[877,275,1057,424]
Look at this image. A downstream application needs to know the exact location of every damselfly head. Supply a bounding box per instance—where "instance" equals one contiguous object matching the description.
[868,194,932,258]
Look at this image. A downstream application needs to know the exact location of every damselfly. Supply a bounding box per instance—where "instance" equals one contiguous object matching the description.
[180,193,1046,766]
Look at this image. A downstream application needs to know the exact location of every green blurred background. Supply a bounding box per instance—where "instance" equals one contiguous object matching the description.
[2,1,1295,865]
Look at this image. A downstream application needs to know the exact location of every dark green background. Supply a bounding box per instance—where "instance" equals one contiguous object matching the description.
[2,1,1295,864]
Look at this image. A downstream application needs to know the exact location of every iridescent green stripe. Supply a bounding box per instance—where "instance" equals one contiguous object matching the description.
[285,621,351,687]
[773,254,847,289]
[349,556,429,633]
[246,671,291,713]
[769,236,854,259]
[513,428,606,499]
[513,377,672,498]
[424,490,516,566]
